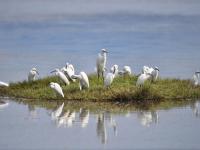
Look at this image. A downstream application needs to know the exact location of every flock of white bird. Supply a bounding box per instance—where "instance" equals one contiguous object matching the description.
[0,48,200,98]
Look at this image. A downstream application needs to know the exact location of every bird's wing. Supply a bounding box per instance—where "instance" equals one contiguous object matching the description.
[59,72,70,85]
[80,72,89,88]
[55,83,64,97]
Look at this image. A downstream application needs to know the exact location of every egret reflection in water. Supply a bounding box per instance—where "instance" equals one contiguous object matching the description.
[27,104,38,119]
[79,108,90,128]
[96,112,117,144]
[137,111,158,127]
[190,101,200,117]
[0,100,9,109]
[57,110,76,128]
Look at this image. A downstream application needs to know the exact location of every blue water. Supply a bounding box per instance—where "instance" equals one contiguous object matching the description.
[0,98,200,149]
[0,14,200,82]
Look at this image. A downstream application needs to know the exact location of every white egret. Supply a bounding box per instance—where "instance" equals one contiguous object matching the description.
[136,73,152,86]
[61,62,76,82]
[49,82,64,98]
[119,66,132,76]
[151,66,159,82]
[28,68,39,81]
[104,65,118,87]
[51,102,64,120]
[96,48,108,80]
[71,72,89,90]
[192,71,200,86]
[0,81,9,87]
[51,68,70,85]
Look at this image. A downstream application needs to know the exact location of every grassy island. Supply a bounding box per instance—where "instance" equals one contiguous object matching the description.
[0,75,200,104]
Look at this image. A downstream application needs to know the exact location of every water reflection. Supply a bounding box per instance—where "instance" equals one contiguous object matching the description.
[190,101,200,117]
[96,112,117,144]
[57,111,76,128]
[27,104,38,119]
[137,111,158,127]
[0,100,9,109]
[79,108,89,128]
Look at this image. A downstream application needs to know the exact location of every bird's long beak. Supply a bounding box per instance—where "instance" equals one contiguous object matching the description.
[195,71,200,74]
[50,70,56,73]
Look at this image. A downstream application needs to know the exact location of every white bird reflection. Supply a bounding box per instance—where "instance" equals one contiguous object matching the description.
[137,111,158,127]
[27,104,38,119]
[97,113,107,144]
[96,112,117,144]
[190,101,200,117]
[57,111,76,128]
[0,100,9,109]
[51,102,64,121]
[79,108,90,128]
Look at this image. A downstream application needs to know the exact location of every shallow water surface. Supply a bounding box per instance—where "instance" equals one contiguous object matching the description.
[0,98,200,149]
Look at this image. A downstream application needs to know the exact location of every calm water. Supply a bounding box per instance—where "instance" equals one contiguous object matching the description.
[0,15,200,82]
[0,98,200,149]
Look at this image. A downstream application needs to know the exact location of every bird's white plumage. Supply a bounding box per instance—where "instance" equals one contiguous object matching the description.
[62,63,76,82]
[28,68,39,81]
[192,72,200,86]
[0,81,9,87]
[52,69,70,85]
[96,49,108,79]
[51,102,64,120]
[50,82,64,97]
[72,72,89,90]
[136,73,152,86]
[119,65,132,76]
[151,67,159,81]
[104,65,118,87]
[142,66,159,82]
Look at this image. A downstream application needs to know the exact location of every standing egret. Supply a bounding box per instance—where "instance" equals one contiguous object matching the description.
[119,66,132,76]
[192,71,200,86]
[136,73,152,86]
[0,81,9,87]
[151,67,159,82]
[28,68,39,81]
[50,82,64,98]
[96,48,108,80]
[71,72,89,90]
[51,69,70,85]
[61,62,76,82]
[51,102,64,120]
[104,65,118,87]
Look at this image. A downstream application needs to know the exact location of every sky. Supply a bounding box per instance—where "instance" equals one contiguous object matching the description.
[0,0,200,22]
